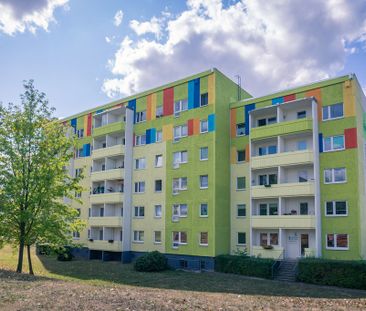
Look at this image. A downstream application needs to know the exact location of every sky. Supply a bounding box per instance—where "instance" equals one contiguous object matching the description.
[0,0,365,118]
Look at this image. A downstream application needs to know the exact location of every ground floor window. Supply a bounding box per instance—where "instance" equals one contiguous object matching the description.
[200,232,208,246]
[173,231,187,244]
[237,232,246,245]
[133,231,144,243]
[260,232,278,246]
[154,231,162,243]
[326,234,348,249]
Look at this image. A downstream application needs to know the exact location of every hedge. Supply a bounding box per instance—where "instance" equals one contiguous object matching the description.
[215,255,275,279]
[297,258,366,290]
[134,251,168,272]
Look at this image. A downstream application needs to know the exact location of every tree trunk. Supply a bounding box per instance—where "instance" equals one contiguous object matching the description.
[26,245,34,275]
[16,223,26,273]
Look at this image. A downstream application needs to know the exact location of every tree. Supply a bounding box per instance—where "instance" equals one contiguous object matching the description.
[0,80,85,274]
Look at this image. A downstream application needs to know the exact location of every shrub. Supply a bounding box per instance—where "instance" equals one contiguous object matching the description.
[134,251,168,272]
[56,246,74,261]
[297,258,366,290]
[215,255,275,279]
[37,244,54,256]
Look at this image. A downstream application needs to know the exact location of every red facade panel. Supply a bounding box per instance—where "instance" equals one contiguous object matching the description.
[284,94,296,102]
[345,127,357,149]
[163,87,174,116]
[188,119,194,136]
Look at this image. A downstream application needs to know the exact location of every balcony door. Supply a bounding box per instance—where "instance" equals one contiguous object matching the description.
[301,234,309,256]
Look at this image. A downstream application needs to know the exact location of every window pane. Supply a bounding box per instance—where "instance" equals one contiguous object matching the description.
[180,204,188,216]
[300,203,308,215]
[297,111,306,119]
[258,147,267,156]
[200,232,208,244]
[155,205,162,217]
[200,93,208,107]
[324,169,332,183]
[324,137,332,151]
[258,119,266,127]
[173,152,180,164]
[173,232,179,242]
[330,103,343,119]
[299,170,308,183]
[333,136,344,150]
[322,106,329,120]
[269,204,278,215]
[238,233,246,244]
[200,147,208,160]
[327,234,334,247]
[334,168,345,182]
[237,204,246,217]
[259,204,267,216]
[182,125,188,136]
[237,177,245,189]
[260,233,268,245]
[335,201,347,214]
[259,175,267,186]
[200,175,208,188]
[269,174,277,185]
[270,233,278,245]
[236,123,245,136]
[200,120,208,132]
[336,234,348,248]
[326,202,334,215]
[182,151,188,162]
[180,232,187,243]
[172,205,179,216]
[200,203,208,216]
[268,145,277,154]
[237,150,245,162]
[297,141,307,151]
[268,117,277,125]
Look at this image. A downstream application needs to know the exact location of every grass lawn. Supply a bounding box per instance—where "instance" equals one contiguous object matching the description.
[0,246,366,310]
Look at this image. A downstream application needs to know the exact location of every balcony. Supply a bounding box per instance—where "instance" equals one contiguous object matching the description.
[251,182,314,199]
[91,169,124,182]
[251,150,314,169]
[89,216,122,227]
[251,118,313,140]
[252,246,284,260]
[92,144,125,158]
[94,122,125,138]
[87,240,122,252]
[90,192,123,204]
[251,215,316,229]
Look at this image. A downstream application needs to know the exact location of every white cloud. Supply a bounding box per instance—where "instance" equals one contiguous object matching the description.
[114,10,124,27]
[129,16,163,39]
[0,0,68,35]
[102,0,366,98]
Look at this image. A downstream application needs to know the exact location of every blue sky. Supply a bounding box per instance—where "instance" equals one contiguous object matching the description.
[0,0,365,118]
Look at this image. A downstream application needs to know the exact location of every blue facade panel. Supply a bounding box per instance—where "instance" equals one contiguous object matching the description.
[128,99,136,123]
[188,78,200,109]
[319,133,323,153]
[208,114,215,132]
[83,143,91,157]
[272,97,284,105]
[245,104,256,135]
[146,129,151,144]
[70,118,77,133]
[188,80,195,110]
[150,128,156,143]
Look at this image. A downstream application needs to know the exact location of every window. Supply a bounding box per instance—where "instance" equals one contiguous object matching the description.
[156,106,163,118]
[77,129,84,138]
[72,231,80,239]
[174,124,188,140]
[134,181,145,193]
[200,232,208,245]
[297,111,307,119]
[133,231,144,243]
[237,232,246,245]
[259,203,278,215]
[154,205,162,218]
[297,140,307,151]
[200,93,208,107]
[257,118,266,127]
[325,201,348,216]
[323,135,345,152]
[173,231,187,244]
[135,110,146,123]
[324,168,346,184]
[259,174,277,185]
[135,134,146,146]
[237,204,246,217]
[268,117,277,125]
[76,148,83,158]
[174,99,188,114]
[200,147,208,161]
[173,177,187,191]
[237,177,246,190]
[236,123,245,136]
[200,175,208,189]
[135,158,146,170]
[260,232,278,246]
[156,130,163,143]
[258,145,277,156]
[155,155,163,167]
[298,170,308,183]
[75,168,83,178]
[200,203,208,217]
[300,202,309,215]
[155,179,162,192]
[200,120,208,133]
[237,150,245,162]
[172,204,188,217]
[173,150,188,165]
[326,234,348,249]
[322,103,344,121]
[154,231,162,243]
[134,206,145,218]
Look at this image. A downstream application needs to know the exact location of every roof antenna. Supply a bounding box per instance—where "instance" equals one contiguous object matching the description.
[235,75,242,101]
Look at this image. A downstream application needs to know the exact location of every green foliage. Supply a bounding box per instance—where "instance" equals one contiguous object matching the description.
[215,255,274,279]
[56,246,74,262]
[0,80,85,273]
[134,251,168,272]
[297,258,366,290]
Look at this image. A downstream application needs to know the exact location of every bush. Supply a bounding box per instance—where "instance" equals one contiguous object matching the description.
[56,246,74,261]
[134,251,168,272]
[215,255,275,279]
[37,244,54,255]
[297,258,366,290]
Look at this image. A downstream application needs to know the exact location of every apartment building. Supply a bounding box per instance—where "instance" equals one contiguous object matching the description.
[64,69,366,268]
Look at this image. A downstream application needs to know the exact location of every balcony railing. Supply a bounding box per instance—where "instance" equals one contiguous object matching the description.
[251,181,315,198]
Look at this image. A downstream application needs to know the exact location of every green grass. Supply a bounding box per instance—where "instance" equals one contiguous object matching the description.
[0,246,365,299]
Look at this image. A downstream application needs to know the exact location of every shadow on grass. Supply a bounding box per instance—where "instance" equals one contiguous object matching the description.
[36,255,366,299]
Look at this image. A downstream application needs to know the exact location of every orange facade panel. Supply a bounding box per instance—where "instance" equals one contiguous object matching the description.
[230,109,237,138]
[305,88,322,121]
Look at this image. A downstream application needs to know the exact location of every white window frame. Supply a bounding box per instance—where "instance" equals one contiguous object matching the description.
[173,177,187,191]
[155,154,163,167]
[154,205,162,218]
[325,201,348,216]
[135,110,146,123]
[135,158,146,170]
[155,179,163,192]
[172,204,188,217]
[200,175,208,189]
[156,106,163,118]
[237,232,246,246]
[200,147,208,161]
[173,151,188,165]
[134,206,145,218]
[236,177,246,190]
[173,124,188,139]
[199,232,208,246]
[174,99,188,114]
[134,181,145,193]
[199,203,208,217]
[326,233,349,250]
[133,230,144,243]
[154,231,162,244]
[237,150,245,163]
[200,119,208,133]
[322,103,344,121]
[135,134,146,146]
[323,135,345,152]
[237,204,246,218]
[236,123,245,136]
[156,130,163,142]
[72,231,80,239]
[324,168,347,184]
[172,231,187,245]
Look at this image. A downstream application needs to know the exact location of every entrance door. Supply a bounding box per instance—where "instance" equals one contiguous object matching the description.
[286,231,300,258]
[301,234,309,256]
